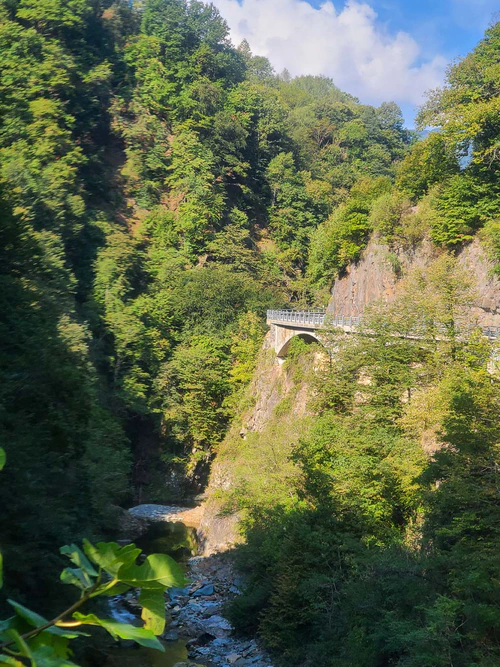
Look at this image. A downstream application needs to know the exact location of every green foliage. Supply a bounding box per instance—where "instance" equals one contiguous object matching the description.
[266,152,333,271]
[368,190,411,244]
[0,539,185,666]
[413,22,500,247]
[159,334,232,477]
[417,22,500,169]
[480,218,500,275]
[308,176,391,285]
[428,173,500,247]
[396,133,460,200]
[229,312,266,390]
[167,128,226,257]
[229,257,500,666]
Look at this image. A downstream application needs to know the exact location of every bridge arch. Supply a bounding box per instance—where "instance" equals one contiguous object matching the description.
[276,331,323,359]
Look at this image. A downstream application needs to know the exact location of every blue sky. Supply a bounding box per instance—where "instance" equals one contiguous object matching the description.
[355,0,498,57]
[212,0,499,126]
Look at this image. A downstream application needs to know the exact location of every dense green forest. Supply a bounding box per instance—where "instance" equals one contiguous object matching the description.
[0,0,413,606]
[1,0,500,663]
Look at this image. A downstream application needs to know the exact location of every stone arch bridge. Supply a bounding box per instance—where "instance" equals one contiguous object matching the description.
[266,309,500,360]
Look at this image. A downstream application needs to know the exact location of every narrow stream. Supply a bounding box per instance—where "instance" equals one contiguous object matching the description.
[103,520,201,667]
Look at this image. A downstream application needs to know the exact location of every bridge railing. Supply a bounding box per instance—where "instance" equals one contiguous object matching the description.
[267,309,327,326]
[267,310,500,340]
[266,310,361,328]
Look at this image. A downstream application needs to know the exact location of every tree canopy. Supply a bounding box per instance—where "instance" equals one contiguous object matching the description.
[1,2,500,652]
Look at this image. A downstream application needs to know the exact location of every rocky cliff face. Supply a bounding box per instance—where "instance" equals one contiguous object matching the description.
[328,237,500,325]
[198,342,316,555]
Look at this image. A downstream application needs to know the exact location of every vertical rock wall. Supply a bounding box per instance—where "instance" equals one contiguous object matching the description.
[328,238,500,326]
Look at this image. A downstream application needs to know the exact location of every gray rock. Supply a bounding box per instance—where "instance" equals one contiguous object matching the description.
[242,643,258,657]
[202,614,233,638]
[169,586,191,600]
[186,631,215,647]
[193,584,214,597]
[162,629,179,641]
[227,654,241,664]
[200,601,221,617]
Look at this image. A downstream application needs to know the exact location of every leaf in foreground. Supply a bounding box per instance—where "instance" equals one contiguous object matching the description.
[139,588,166,635]
[73,613,165,651]
[118,554,186,589]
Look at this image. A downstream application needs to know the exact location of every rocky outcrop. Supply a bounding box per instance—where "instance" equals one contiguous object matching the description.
[197,499,241,558]
[328,237,500,325]
[198,343,315,556]
[129,503,203,528]
[460,241,500,323]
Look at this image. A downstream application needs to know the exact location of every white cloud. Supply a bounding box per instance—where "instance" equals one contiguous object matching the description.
[213,0,447,107]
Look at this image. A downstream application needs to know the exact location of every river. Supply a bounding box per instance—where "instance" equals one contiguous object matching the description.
[104,519,201,667]
[84,506,272,667]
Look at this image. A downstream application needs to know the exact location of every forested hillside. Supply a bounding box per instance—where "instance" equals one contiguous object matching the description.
[214,22,500,667]
[0,0,412,607]
[1,2,500,663]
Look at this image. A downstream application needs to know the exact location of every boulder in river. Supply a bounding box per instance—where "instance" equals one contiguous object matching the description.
[169,586,191,600]
[201,614,232,638]
[193,583,214,597]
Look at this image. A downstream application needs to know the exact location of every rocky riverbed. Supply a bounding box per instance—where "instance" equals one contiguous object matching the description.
[166,552,272,667]
[117,504,273,667]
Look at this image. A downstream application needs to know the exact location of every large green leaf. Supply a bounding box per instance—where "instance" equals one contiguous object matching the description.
[0,448,5,471]
[8,600,48,630]
[72,613,164,652]
[7,602,85,639]
[30,629,71,661]
[60,544,98,578]
[138,589,166,635]
[30,645,79,667]
[82,541,141,577]
[118,554,186,590]
[0,654,25,666]
[60,567,93,590]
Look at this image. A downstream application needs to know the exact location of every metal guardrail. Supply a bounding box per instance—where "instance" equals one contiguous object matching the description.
[266,310,500,340]
[266,309,327,326]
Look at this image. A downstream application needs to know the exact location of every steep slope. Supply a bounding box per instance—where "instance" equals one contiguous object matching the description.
[200,234,500,553]
[199,337,321,554]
